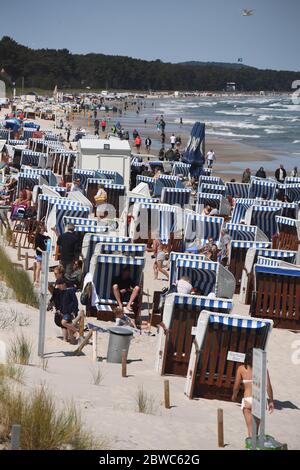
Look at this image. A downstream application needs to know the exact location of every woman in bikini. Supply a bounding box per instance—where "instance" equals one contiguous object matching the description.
[232,350,274,438]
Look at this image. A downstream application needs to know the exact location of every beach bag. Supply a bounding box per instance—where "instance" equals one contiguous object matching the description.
[80,282,92,306]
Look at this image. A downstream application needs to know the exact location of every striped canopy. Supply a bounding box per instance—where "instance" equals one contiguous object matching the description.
[231,198,256,224]
[255,264,300,277]
[226,223,257,241]
[97,242,146,256]
[21,150,47,168]
[133,202,181,244]
[199,183,226,195]
[208,313,269,329]
[173,294,233,311]
[226,182,249,198]
[248,179,276,200]
[161,187,191,207]
[196,192,222,211]
[82,233,131,273]
[284,184,300,202]
[172,162,191,177]
[257,248,297,262]
[169,252,205,286]
[21,168,57,186]
[63,216,97,227]
[249,205,282,240]
[51,205,90,236]
[199,175,224,186]
[256,256,281,267]
[231,240,271,249]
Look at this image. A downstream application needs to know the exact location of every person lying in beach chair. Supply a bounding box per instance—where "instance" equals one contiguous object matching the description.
[111,268,140,313]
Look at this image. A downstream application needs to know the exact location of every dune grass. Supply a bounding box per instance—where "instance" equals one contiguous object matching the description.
[8,333,32,365]
[0,364,24,384]
[0,247,38,308]
[135,385,157,415]
[0,384,108,450]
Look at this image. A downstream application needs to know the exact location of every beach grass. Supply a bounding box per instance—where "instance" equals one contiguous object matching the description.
[90,365,104,386]
[0,246,38,308]
[0,364,25,384]
[0,384,107,450]
[135,385,157,415]
[8,332,32,365]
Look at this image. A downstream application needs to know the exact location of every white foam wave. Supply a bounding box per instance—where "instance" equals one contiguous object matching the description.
[215,110,252,116]
[264,129,285,134]
[293,140,300,144]
[206,130,260,138]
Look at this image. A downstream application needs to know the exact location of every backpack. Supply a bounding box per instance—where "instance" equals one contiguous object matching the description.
[80,282,92,306]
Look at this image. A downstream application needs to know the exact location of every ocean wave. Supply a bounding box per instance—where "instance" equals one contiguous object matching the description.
[215,110,252,116]
[293,140,300,144]
[264,129,285,134]
[206,130,260,138]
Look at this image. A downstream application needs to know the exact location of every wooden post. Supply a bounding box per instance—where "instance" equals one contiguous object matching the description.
[79,310,84,338]
[217,408,224,448]
[25,252,29,270]
[12,236,16,248]
[0,222,3,236]
[17,243,21,261]
[164,380,171,409]
[11,424,21,450]
[121,349,127,378]
[92,330,98,362]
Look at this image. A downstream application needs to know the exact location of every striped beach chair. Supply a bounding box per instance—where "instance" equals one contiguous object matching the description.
[103,182,126,218]
[199,183,226,196]
[94,242,146,258]
[226,182,250,198]
[185,311,273,400]
[97,169,123,185]
[199,175,224,186]
[175,258,235,299]
[130,202,182,249]
[228,240,272,294]
[0,129,10,140]
[256,199,298,219]
[172,162,191,178]
[89,254,145,319]
[169,252,205,287]
[248,179,277,200]
[196,193,231,216]
[250,263,300,329]
[63,216,98,228]
[241,247,298,305]
[161,187,191,207]
[21,168,57,186]
[231,198,256,224]
[155,175,184,197]
[82,233,131,274]
[183,212,223,252]
[226,223,257,241]
[284,184,300,203]
[16,174,42,196]
[20,150,48,168]
[136,175,155,195]
[48,203,90,236]
[245,205,282,240]
[73,169,96,189]
[274,216,300,251]
[156,293,233,377]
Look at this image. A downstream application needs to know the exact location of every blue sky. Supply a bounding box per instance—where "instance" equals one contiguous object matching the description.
[0,0,299,71]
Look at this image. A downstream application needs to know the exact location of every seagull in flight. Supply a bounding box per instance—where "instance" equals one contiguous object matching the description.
[242,9,254,16]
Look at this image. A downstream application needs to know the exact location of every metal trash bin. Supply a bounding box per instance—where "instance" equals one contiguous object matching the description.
[107,327,133,364]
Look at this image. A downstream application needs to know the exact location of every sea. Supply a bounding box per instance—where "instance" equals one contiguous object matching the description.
[154,95,300,167]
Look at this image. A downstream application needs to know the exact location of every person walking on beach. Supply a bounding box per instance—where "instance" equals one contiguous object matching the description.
[207,149,216,168]
[256,166,266,178]
[275,164,287,183]
[145,136,152,153]
[135,135,142,153]
[101,119,107,132]
[57,224,80,275]
[242,168,251,183]
[170,133,176,149]
[33,225,50,286]
[56,279,80,343]
[232,350,274,438]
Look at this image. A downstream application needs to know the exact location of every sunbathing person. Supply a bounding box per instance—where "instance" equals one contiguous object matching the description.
[112,268,140,313]
[232,350,274,438]
[10,189,32,219]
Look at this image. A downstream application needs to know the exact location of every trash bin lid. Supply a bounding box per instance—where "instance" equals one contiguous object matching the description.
[108,327,133,336]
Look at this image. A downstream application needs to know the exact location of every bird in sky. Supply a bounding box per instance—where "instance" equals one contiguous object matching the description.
[242,9,254,16]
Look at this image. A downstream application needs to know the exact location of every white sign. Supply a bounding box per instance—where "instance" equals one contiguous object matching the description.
[227,351,245,363]
[252,348,267,420]
[191,327,197,336]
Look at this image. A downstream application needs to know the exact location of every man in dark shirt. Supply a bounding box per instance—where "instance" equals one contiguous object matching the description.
[57,224,80,275]
[112,268,140,313]
[56,278,79,341]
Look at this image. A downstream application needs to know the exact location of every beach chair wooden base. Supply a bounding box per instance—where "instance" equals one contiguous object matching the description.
[250,273,300,330]
[273,231,299,251]
[150,291,163,327]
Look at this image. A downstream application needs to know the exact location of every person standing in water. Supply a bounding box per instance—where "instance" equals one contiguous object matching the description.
[232,350,274,438]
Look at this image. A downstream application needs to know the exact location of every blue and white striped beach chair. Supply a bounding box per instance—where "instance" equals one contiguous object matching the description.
[199,175,224,186]
[161,187,191,207]
[199,183,226,196]
[49,204,90,236]
[156,293,233,377]
[175,258,235,298]
[231,198,256,224]
[246,205,282,240]
[185,310,273,400]
[248,179,277,200]
[21,168,57,186]
[82,233,131,274]
[20,150,48,168]
[274,215,300,251]
[226,223,257,241]
[169,252,205,287]
[172,162,191,178]
[284,183,300,203]
[226,182,250,198]
[184,212,223,252]
[73,169,96,189]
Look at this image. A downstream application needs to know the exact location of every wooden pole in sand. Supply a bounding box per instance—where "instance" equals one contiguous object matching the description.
[12,236,16,249]
[25,252,29,270]
[17,243,21,261]
[92,330,98,362]
[164,380,171,409]
[122,349,127,378]
[217,408,224,448]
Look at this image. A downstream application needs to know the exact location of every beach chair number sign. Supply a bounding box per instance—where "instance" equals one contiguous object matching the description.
[252,348,267,450]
